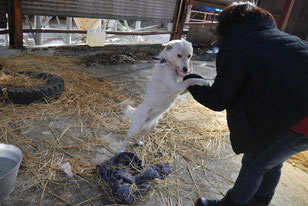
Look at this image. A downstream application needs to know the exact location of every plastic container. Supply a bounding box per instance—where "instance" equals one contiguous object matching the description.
[0,143,23,200]
[86,28,106,47]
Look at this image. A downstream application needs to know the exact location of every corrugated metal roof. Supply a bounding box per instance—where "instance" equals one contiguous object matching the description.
[22,0,178,22]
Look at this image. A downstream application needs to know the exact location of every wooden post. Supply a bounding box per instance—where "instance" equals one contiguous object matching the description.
[185,5,193,23]
[10,0,23,48]
[171,0,190,40]
[277,0,296,31]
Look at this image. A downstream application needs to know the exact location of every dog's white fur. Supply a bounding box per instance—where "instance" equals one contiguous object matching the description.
[118,39,208,152]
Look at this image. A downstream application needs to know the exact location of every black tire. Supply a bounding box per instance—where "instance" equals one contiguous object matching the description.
[0,71,65,104]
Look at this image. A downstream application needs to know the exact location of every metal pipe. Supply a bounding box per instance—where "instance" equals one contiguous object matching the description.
[35,15,42,45]
[22,29,175,36]
[42,16,53,28]
[134,21,141,42]
[4,14,9,46]
[65,17,72,44]
[4,33,9,46]
[55,16,66,42]
[25,15,38,44]
[87,19,99,31]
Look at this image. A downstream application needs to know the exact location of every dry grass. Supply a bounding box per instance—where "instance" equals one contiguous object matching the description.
[0,53,306,205]
[0,54,130,204]
[0,53,228,205]
[288,152,308,172]
[0,72,47,88]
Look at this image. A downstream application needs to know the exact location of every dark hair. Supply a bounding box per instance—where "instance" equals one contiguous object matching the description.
[217,2,276,44]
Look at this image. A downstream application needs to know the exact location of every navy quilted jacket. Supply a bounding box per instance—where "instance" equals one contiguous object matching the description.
[186,18,308,154]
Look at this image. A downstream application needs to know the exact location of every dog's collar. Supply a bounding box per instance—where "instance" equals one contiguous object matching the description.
[160,58,167,66]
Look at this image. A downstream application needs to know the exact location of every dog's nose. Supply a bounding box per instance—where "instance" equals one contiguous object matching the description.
[183,67,188,73]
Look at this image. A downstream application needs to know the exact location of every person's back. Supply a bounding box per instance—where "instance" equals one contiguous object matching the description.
[183,2,308,206]
[217,16,308,153]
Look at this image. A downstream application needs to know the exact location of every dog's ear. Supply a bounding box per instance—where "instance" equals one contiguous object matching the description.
[162,42,173,50]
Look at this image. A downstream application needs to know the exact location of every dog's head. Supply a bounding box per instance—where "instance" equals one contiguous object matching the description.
[160,39,193,77]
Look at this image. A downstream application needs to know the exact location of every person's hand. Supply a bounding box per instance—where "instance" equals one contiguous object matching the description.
[183,73,205,81]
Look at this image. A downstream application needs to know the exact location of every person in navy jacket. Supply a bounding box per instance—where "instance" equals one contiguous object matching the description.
[184,2,308,206]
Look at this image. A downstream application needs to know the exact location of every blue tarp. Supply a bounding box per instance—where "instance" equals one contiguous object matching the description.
[195,5,222,13]
[96,152,172,205]
[206,45,220,54]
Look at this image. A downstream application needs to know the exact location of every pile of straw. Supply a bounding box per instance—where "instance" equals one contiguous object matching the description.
[0,72,47,88]
[288,152,308,172]
[0,53,228,205]
[1,53,307,205]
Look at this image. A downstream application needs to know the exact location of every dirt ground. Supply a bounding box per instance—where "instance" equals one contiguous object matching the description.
[0,46,307,206]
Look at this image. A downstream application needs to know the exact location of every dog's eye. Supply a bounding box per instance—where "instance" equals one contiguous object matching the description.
[177,54,182,58]
[188,55,191,58]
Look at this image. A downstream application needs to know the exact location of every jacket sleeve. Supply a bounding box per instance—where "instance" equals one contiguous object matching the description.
[185,46,247,111]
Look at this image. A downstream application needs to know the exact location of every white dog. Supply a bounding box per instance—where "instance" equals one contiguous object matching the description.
[118,39,208,152]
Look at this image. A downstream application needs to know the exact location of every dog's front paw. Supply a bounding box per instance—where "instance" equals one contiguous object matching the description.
[136,141,144,146]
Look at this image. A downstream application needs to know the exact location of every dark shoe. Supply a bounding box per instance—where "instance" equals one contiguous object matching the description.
[196,197,221,206]
[196,194,250,206]
[248,195,270,206]
[196,197,220,206]
[195,196,233,206]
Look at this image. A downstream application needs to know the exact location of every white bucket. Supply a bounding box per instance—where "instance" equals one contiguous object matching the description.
[86,28,106,47]
[0,143,23,200]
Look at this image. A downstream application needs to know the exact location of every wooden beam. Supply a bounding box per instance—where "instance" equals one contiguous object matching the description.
[8,0,14,46]
[172,0,190,39]
[0,29,10,35]
[277,0,296,31]
[170,0,183,40]
[12,0,23,49]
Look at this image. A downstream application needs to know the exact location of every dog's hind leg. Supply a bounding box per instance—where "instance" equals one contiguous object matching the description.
[118,112,147,153]
[136,119,159,146]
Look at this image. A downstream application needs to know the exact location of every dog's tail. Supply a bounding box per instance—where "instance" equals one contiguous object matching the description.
[120,99,137,118]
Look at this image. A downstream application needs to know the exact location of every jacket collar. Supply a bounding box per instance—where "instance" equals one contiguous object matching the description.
[222,18,276,45]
